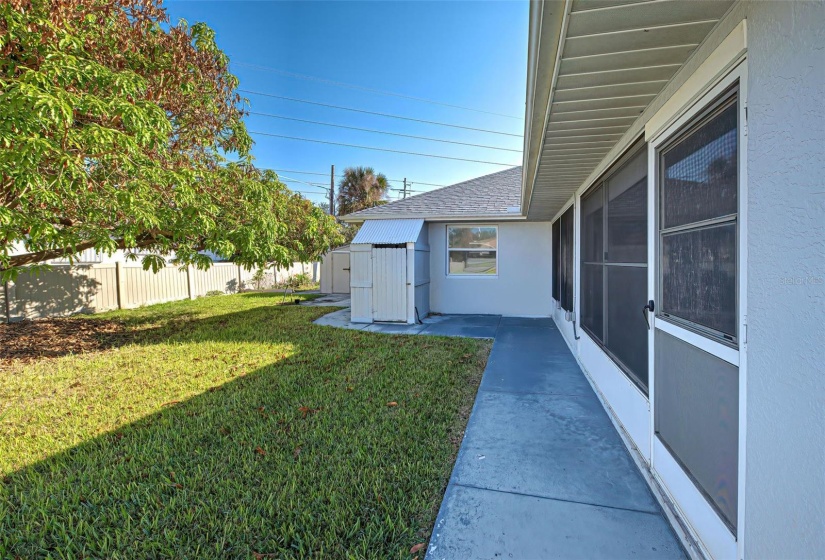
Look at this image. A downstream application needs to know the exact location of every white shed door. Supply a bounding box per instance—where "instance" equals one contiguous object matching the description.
[331,252,350,294]
[371,246,407,322]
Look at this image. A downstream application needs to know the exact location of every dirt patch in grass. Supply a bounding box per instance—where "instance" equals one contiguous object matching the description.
[0,318,128,365]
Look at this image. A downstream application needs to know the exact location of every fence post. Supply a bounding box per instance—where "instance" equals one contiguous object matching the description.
[115,261,125,310]
[186,266,195,300]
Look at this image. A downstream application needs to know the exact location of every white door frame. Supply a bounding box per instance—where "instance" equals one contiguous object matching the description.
[646,60,748,560]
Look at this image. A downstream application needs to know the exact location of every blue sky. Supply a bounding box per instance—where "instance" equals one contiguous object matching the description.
[165,1,528,205]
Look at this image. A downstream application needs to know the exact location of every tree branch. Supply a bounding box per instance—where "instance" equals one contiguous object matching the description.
[6,237,159,268]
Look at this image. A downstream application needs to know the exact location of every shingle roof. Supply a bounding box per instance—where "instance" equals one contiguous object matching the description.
[341,166,522,221]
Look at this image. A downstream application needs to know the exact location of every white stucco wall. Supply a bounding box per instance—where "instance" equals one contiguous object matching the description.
[743,2,825,558]
[428,221,553,317]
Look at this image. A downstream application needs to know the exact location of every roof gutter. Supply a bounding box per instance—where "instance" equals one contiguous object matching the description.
[521,0,571,216]
[339,213,528,224]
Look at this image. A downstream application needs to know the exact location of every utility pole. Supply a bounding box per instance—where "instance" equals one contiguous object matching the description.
[329,164,335,216]
[402,178,407,199]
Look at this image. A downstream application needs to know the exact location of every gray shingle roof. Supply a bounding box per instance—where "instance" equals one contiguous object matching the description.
[341,166,522,221]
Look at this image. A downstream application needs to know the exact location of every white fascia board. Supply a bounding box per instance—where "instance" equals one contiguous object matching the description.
[523,0,571,215]
[339,214,528,224]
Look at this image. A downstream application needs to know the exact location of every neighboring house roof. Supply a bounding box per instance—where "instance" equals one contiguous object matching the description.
[341,166,523,222]
[351,219,424,245]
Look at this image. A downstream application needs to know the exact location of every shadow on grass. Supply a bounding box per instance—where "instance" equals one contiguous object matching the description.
[0,292,321,364]
[0,297,488,559]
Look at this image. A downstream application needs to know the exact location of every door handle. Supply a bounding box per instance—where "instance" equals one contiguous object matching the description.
[642,300,655,330]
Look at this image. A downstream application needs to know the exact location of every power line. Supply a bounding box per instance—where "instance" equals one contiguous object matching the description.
[288,189,328,197]
[278,176,330,193]
[249,131,519,167]
[268,168,449,188]
[248,111,522,153]
[240,89,522,138]
[258,167,429,198]
[233,61,523,120]
[271,172,422,195]
[405,180,449,188]
[269,169,329,177]
[278,174,329,188]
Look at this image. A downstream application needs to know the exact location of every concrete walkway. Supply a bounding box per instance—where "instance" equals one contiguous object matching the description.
[313,308,500,339]
[427,317,686,560]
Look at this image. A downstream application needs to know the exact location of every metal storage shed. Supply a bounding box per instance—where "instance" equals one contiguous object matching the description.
[350,219,429,324]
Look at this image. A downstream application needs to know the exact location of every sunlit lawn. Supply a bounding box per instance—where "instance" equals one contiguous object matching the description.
[0,293,490,558]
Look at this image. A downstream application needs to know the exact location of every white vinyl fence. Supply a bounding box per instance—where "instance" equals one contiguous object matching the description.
[1,261,319,322]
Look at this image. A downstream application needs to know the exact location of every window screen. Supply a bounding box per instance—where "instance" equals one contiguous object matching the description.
[580,147,649,391]
[659,91,738,341]
[607,152,647,264]
[552,219,560,301]
[662,101,737,229]
[559,206,574,312]
[581,263,603,338]
[581,186,604,264]
[655,330,739,530]
[447,226,497,275]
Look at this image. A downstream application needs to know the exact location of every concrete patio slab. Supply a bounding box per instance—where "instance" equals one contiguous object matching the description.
[428,484,685,560]
[481,326,593,396]
[498,316,556,328]
[363,322,428,335]
[313,309,502,339]
[300,294,351,307]
[450,390,659,513]
[420,322,499,339]
[427,320,685,559]
[311,308,367,331]
[425,314,501,327]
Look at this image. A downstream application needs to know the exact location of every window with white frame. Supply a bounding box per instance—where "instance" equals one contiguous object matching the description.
[447,226,497,275]
[658,87,739,343]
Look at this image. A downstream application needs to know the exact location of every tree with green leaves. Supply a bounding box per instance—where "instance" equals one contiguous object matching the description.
[0,0,341,279]
[336,166,389,216]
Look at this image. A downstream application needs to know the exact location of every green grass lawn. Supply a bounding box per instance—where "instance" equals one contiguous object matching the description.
[0,293,491,558]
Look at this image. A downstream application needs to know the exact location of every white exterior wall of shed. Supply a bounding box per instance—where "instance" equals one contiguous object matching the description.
[428,221,553,317]
[319,254,332,294]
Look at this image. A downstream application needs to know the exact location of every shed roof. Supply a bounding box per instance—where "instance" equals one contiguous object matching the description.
[341,167,523,222]
[351,219,424,245]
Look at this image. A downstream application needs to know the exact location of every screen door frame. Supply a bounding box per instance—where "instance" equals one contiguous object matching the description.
[647,60,749,560]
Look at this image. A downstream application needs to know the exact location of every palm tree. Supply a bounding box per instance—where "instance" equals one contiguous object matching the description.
[336,166,389,216]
